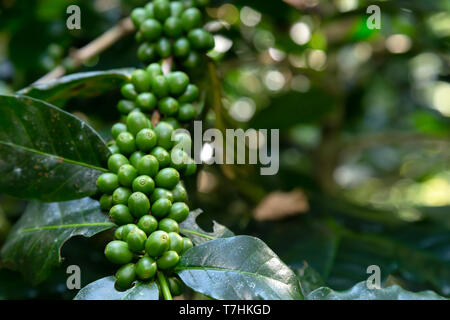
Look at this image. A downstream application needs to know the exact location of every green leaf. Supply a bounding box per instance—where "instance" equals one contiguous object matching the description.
[179,209,234,245]
[0,197,115,285]
[307,281,446,300]
[175,235,304,300]
[18,69,133,107]
[74,276,159,300]
[0,94,110,202]
[296,262,326,296]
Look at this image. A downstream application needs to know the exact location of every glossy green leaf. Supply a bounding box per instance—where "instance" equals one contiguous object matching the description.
[179,209,234,245]
[74,276,159,300]
[0,94,110,202]
[18,69,133,107]
[176,235,304,300]
[296,262,326,296]
[0,198,115,285]
[307,281,446,300]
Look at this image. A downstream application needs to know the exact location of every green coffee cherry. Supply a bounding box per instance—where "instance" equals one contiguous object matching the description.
[121,224,138,240]
[182,51,201,68]
[170,149,187,172]
[137,215,158,235]
[167,202,189,222]
[109,144,120,155]
[170,1,184,17]
[147,63,163,78]
[154,121,174,150]
[113,187,131,205]
[172,131,192,149]
[126,228,147,252]
[108,154,129,174]
[137,42,158,62]
[158,218,179,233]
[184,158,197,176]
[116,132,136,155]
[136,92,157,112]
[173,38,191,58]
[178,84,199,103]
[145,230,170,257]
[167,71,189,96]
[178,103,196,121]
[158,97,179,116]
[181,237,194,254]
[172,183,188,202]
[118,164,138,187]
[150,146,171,168]
[136,128,157,152]
[168,276,185,296]
[114,226,125,240]
[188,28,214,51]
[132,175,155,194]
[168,232,184,254]
[153,0,171,21]
[151,198,172,219]
[115,263,136,290]
[97,173,119,194]
[131,69,152,92]
[131,8,148,28]
[164,17,183,38]
[129,151,145,168]
[181,8,202,31]
[112,187,132,205]
[121,83,138,100]
[136,256,157,280]
[145,2,154,17]
[156,250,180,270]
[105,240,133,264]
[151,75,169,98]
[128,192,151,218]
[117,100,136,114]
[127,111,150,137]
[155,168,180,189]
[156,37,172,58]
[150,188,174,203]
[137,155,160,177]
[100,194,113,211]
[111,123,128,139]
[110,204,134,225]
[140,19,163,42]
[164,117,181,130]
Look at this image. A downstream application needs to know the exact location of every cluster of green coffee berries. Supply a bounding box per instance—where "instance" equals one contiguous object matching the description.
[97,109,196,292]
[131,0,214,67]
[93,0,213,298]
[119,63,199,122]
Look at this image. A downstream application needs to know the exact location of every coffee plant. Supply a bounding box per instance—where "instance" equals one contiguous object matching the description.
[0,0,448,300]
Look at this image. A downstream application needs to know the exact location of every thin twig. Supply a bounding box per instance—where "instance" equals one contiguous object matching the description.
[157,271,173,300]
[161,56,173,75]
[151,110,161,127]
[35,18,135,84]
